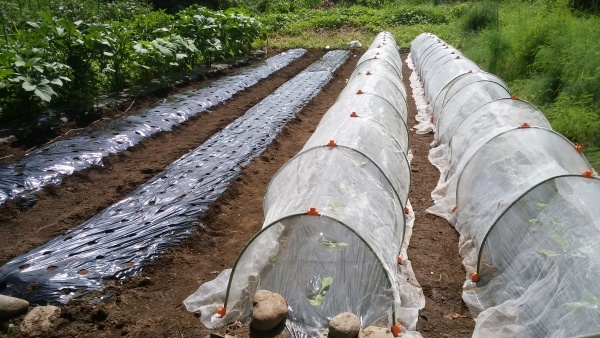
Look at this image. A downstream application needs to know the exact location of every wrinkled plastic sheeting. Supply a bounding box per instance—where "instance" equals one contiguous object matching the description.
[427,100,551,220]
[411,33,600,337]
[465,177,600,337]
[185,32,424,337]
[0,50,349,305]
[0,49,307,207]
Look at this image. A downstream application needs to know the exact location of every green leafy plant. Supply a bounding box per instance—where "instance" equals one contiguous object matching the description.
[308,276,333,306]
[3,323,15,338]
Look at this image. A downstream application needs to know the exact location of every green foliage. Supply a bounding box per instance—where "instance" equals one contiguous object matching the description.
[0,3,265,128]
[461,0,600,170]
[460,0,498,33]
[3,324,15,338]
[260,5,450,33]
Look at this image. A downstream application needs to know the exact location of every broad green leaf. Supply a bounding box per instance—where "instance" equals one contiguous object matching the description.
[0,69,14,78]
[33,84,56,102]
[49,78,63,86]
[309,277,334,306]
[22,80,36,92]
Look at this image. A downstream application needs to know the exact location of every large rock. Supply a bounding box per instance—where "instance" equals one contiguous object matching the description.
[0,294,29,318]
[359,326,395,338]
[329,312,360,338]
[251,290,287,331]
[19,305,61,338]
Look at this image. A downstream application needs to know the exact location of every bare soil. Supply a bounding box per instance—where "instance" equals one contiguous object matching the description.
[0,51,474,338]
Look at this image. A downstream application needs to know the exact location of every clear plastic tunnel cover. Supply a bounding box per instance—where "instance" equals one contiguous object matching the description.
[226,215,395,331]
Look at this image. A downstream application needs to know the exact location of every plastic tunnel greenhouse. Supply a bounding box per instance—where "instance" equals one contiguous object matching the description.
[409,33,600,337]
[185,32,424,336]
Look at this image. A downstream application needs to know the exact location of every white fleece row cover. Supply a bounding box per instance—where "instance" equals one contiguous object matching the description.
[410,32,600,337]
[184,32,425,337]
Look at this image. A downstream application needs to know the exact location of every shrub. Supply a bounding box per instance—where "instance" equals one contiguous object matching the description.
[461,0,498,32]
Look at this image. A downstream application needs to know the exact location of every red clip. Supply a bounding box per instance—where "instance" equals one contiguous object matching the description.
[217,306,226,318]
[582,170,594,179]
[397,255,403,264]
[430,116,434,123]
[452,206,457,213]
[392,323,402,336]
[576,143,583,154]
[307,207,319,216]
[327,139,337,147]
[471,273,480,283]
[521,122,530,128]
[510,94,519,100]
[404,207,409,214]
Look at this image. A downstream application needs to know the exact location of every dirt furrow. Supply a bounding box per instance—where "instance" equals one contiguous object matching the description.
[402,54,475,337]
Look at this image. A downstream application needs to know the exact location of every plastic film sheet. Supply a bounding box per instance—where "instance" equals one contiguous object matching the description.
[432,71,508,123]
[427,100,551,220]
[0,49,307,207]
[454,127,592,252]
[0,50,349,305]
[465,176,600,337]
[184,32,424,337]
[411,33,600,337]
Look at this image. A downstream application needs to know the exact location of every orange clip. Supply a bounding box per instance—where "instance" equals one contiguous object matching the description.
[521,122,530,128]
[307,207,320,216]
[397,255,403,264]
[471,273,480,283]
[350,112,358,118]
[510,94,519,100]
[217,306,226,317]
[452,206,457,213]
[404,207,409,214]
[356,89,364,95]
[392,323,402,336]
[576,143,583,154]
[327,139,337,147]
[582,170,594,179]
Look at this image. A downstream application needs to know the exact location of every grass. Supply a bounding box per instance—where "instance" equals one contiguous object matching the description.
[259,4,462,49]
[461,0,600,169]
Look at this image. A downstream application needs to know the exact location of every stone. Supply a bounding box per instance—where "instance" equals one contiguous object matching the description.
[251,290,287,331]
[358,326,395,338]
[19,305,61,338]
[0,294,29,318]
[329,312,360,338]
